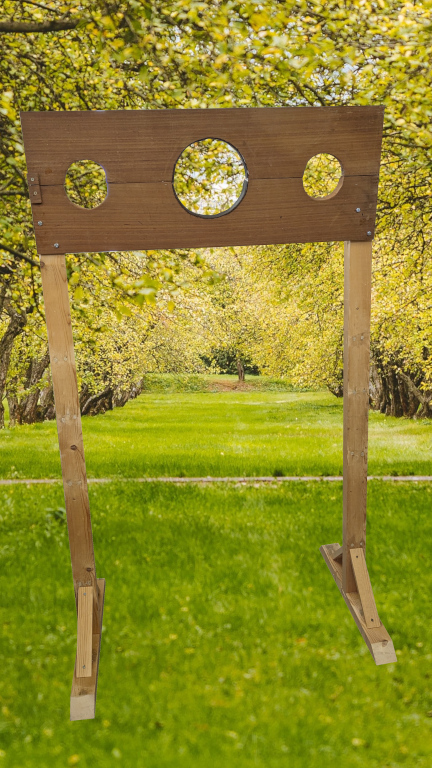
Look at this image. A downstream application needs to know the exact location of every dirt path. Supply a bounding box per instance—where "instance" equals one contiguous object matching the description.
[1,475,431,486]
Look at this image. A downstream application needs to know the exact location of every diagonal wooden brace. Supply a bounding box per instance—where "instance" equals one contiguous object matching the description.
[350,548,381,629]
[71,579,105,720]
[76,586,93,677]
[321,543,396,665]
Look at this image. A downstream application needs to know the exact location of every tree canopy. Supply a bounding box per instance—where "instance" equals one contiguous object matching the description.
[1,0,431,423]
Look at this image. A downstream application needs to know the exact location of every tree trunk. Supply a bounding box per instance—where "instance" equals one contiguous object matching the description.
[5,350,50,425]
[0,304,27,428]
[236,358,245,382]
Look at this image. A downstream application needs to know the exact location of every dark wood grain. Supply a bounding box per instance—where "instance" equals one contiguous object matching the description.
[21,106,384,253]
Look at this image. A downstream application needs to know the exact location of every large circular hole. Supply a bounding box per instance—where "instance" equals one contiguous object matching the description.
[65,160,107,209]
[303,153,343,199]
[173,138,248,218]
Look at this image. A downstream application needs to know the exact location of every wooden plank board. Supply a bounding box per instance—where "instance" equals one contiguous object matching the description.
[76,586,93,678]
[71,578,105,721]
[20,106,384,253]
[350,548,381,628]
[342,240,373,592]
[20,106,384,184]
[40,253,100,631]
[320,544,396,665]
[30,175,379,254]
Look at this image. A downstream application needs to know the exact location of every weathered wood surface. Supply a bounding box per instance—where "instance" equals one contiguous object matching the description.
[40,253,100,627]
[71,578,105,721]
[320,544,396,665]
[350,548,381,629]
[342,240,373,593]
[21,106,384,253]
[76,586,93,678]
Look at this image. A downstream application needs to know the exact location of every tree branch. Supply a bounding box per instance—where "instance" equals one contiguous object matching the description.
[398,371,432,406]
[0,243,39,267]
[0,19,81,33]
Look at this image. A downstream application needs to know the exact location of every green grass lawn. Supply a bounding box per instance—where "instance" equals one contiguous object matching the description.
[1,481,432,768]
[1,387,431,479]
[1,385,432,767]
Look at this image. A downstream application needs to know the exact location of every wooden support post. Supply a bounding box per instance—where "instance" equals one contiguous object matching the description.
[320,241,396,664]
[342,240,372,592]
[40,253,104,718]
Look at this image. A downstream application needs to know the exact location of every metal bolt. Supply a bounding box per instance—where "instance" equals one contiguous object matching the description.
[30,177,35,182]
[37,221,42,226]
[83,592,86,596]
[361,451,364,456]
[82,665,86,669]
[33,191,37,196]
[367,231,372,236]
[356,207,361,212]
[54,243,59,248]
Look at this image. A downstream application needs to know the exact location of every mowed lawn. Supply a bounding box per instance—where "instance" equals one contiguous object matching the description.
[1,386,432,767]
[1,387,431,479]
[1,481,432,768]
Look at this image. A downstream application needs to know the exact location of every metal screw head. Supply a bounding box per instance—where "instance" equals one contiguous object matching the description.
[356,207,361,212]
[37,221,43,226]
[33,191,37,196]
[54,243,59,248]
[367,231,372,236]
[30,177,35,182]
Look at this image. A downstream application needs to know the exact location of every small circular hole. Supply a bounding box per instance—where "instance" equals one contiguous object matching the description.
[303,153,343,200]
[173,138,248,218]
[65,160,107,209]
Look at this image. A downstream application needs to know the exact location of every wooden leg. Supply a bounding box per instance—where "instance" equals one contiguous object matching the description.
[342,240,371,591]
[320,241,396,664]
[40,254,104,718]
[71,578,105,720]
[320,544,396,665]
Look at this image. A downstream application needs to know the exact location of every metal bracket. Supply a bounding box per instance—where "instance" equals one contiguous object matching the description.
[27,172,42,204]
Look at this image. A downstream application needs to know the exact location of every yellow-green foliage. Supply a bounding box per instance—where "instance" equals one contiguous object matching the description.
[1,0,432,418]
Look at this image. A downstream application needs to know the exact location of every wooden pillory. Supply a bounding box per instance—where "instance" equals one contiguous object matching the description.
[20,105,396,721]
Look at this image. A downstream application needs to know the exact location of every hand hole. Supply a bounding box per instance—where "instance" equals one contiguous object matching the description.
[173,138,248,218]
[65,160,107,209]
[303,153,343,200]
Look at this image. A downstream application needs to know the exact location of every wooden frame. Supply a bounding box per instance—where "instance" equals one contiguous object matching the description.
[20,105,395,721]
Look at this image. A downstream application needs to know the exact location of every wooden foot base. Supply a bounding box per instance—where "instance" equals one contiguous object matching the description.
[320,544,397,665]
[70,578,105,721]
